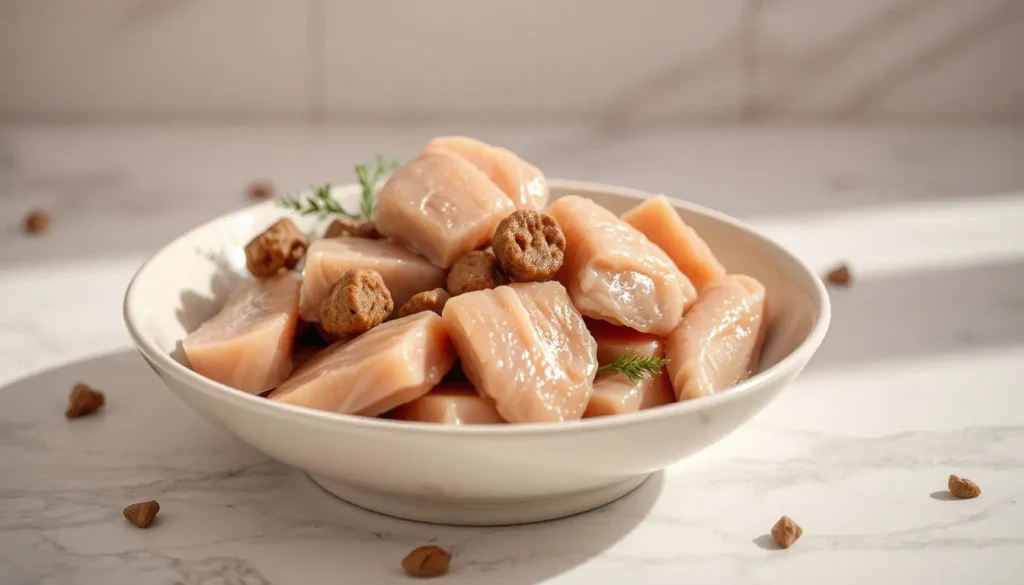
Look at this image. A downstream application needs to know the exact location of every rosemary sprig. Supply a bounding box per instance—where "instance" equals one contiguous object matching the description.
[277,183,360,218]
[354,155,400,221]
[277,155,400,221]
[597,350,669,382]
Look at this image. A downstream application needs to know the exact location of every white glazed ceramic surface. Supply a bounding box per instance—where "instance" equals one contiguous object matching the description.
[123,180,830,526]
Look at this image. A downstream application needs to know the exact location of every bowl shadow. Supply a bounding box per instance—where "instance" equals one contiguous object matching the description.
[0,350,662,585]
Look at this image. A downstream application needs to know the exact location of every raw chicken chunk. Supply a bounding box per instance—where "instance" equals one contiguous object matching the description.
[392,381,505,425]
[375,150,515,268]
[584,371,674,418]
[268,312,455,416]
[183,273,301,394]
[423,136,549,210]
[584,320,675,417]
[666,275,768,400]
[586,318,665,365]
[546,195,697,336]
[298,237,446,322]
[442,281,598,423]
[621,195,726,290]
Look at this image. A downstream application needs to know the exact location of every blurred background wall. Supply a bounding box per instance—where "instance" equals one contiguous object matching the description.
[1,0,1022,124]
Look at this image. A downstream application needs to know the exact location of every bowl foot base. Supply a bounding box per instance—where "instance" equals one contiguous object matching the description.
[307,473,651,526]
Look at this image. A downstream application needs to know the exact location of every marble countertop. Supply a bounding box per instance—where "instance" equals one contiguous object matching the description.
[1,123,1022,584]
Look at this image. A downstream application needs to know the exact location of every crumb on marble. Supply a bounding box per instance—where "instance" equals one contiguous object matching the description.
[23,209,50,235]
[825,263,852,286]
[948,475,981,499]
[65,383,104,418]
[770,516,802,549]
[248,181,274,200]
[401,545,451,578]
[123,500,160,528]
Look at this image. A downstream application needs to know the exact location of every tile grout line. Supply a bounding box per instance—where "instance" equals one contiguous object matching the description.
[306,0,327,122]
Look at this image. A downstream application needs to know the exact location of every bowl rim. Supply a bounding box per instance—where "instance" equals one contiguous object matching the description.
[123,178,831,437]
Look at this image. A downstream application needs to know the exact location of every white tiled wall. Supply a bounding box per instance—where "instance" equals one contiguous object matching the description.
[0,0,1021,122]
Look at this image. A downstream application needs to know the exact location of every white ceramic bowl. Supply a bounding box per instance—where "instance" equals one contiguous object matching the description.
[124,180,830,526]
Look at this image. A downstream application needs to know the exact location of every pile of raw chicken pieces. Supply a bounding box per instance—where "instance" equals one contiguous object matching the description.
[183,137,768,425]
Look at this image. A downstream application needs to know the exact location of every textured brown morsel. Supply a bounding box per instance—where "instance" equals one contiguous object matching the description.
[948,474,981,499]
[123,500,160,528]
[401,545,451,578]
[826,264,852,286]
[770,516,802,549]
[492,209,565,282]
[324,216,380,240]
[447,250,507,296]
[65,383,105,418]
[320,268,393,335]
[248,181,274,200]
[23,209,50,235]
[398,288,451,318]
[244,218,309,277]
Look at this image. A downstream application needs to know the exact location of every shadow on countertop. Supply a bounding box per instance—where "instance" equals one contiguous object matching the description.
[806,257,1024,371]
[0,350,662,585]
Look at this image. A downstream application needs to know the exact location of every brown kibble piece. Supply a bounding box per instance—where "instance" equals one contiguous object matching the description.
[826,264,852,286]
[248,181,274,200]
[492,209,566,282]
[245,218,308,278]
[948,474,981,499]
[320,268,393,335]
[324,216,380,240]
[447,250,507,296]
[123,500,160,528]
[770,516,802,549]
[398,288,451,318]
[401,545,451,578]
[23,209,50,235]
[65,383,105,418]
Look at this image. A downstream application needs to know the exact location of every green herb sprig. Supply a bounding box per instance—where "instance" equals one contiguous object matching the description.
[597,350,669,382]
[277,155,400,221]
[355,155,400,221]
[277,183,358,218]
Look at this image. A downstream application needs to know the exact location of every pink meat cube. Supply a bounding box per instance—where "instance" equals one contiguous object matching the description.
[666,275,768,400]
[298,237,446,322]
[423,136,549,210]
[583,370,674,418]
[268,312,455,416]
[621,195,726,290]
[442,281,598,423]
[392,381,505,425]
[583,320,675,418]
[546,195,697,336]
[375,150,515,268]
[183,273,301,394]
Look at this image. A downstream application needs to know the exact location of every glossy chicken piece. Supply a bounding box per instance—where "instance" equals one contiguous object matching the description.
[392,381,505,424]
[546,195,697,336]
[621,195,726,290]
[183,273,301,394]
[442,281,598,423]
[423,136,549,210]
[584,371,674,418]
[666,275,768,400]
[375,150,515,268]
[298,237,446,322]
[269,312,455,416]
[584,320,675,417]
